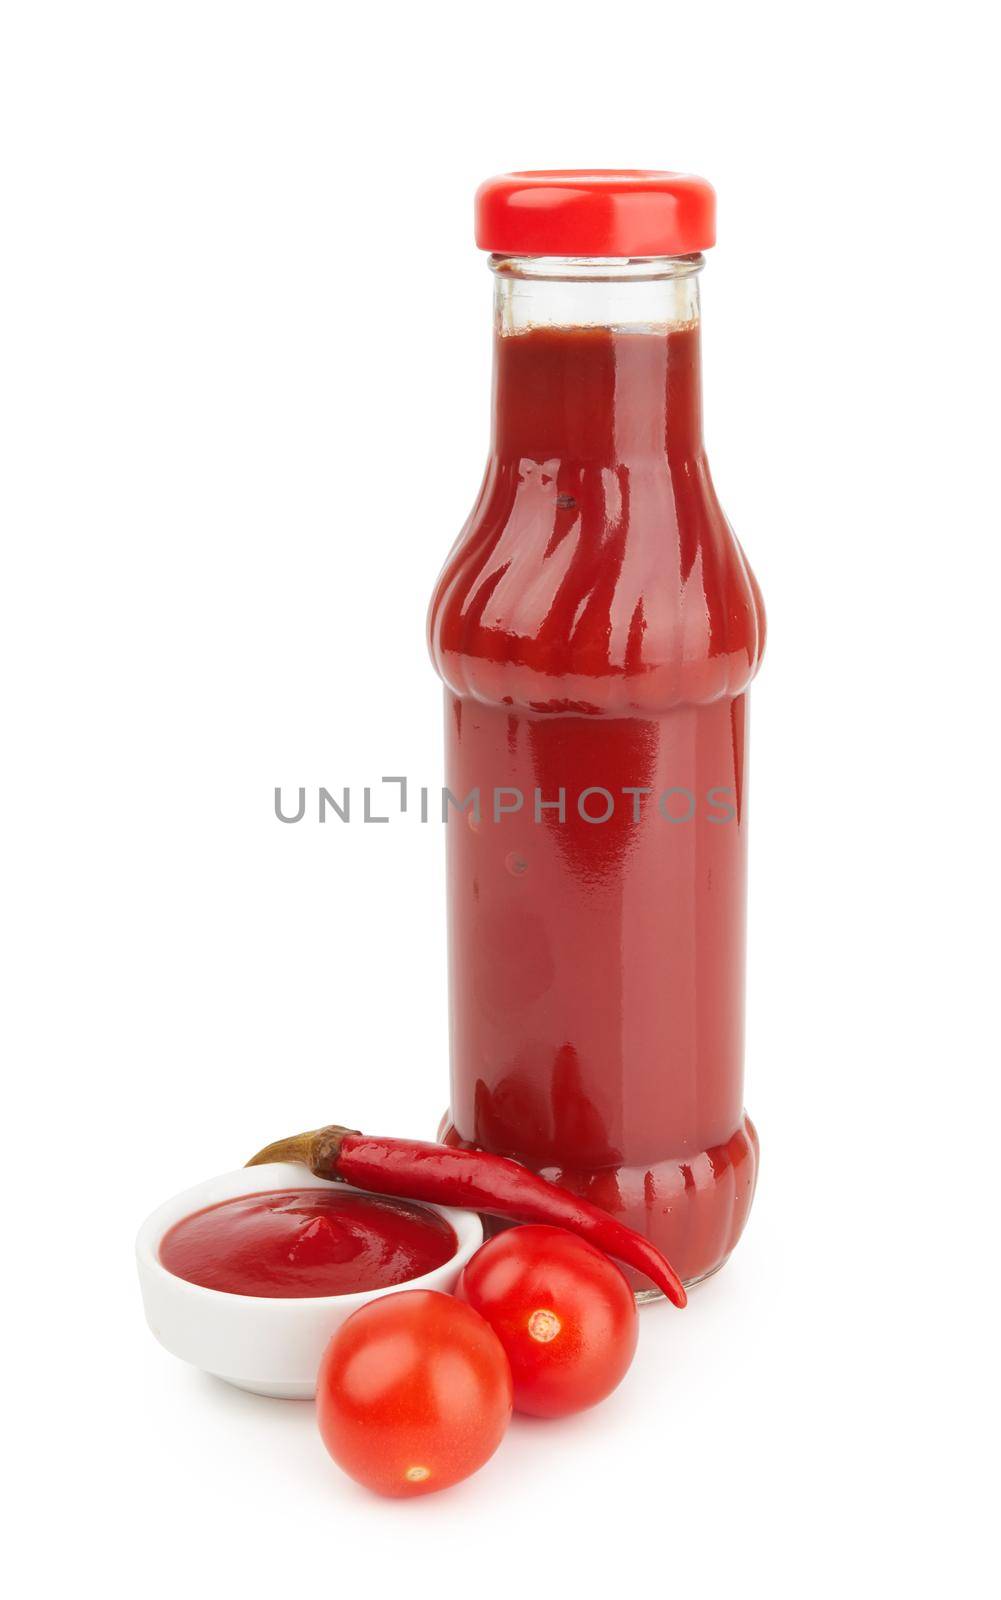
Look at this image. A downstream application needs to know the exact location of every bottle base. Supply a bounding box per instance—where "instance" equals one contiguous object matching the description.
[438,1112,758,1292]
[634,1251,732,1304]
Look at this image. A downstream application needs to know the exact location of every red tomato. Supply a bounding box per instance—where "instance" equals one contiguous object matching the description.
[456,1225,638,1417]
[315,1289,512,1497]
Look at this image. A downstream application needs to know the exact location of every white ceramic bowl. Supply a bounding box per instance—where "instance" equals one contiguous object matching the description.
[136,1163,484,1398]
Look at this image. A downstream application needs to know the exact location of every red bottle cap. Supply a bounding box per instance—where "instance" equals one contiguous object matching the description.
[475,170,716,258]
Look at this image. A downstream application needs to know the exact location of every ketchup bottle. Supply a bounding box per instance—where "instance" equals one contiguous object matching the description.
[429,173,765,1290]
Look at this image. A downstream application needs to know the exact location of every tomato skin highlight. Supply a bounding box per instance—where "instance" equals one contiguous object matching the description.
[315,1290,513,1497]
[456,1225,639,1418]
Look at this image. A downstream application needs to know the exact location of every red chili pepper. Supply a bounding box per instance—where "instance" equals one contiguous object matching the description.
[246,1125,687,1308]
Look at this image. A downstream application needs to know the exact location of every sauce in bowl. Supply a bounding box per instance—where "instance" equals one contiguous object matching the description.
[159,1188,458,1298]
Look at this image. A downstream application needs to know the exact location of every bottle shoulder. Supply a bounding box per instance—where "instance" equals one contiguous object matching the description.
[428,456,766,714]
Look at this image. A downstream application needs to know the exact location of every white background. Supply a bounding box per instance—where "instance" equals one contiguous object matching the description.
[3,2,997,1594]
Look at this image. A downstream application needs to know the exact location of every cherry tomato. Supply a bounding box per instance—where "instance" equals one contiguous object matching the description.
[456,1225,638,1417]
[315,1289,512,1497]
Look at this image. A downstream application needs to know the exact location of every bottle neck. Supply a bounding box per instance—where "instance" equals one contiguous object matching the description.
[489,254,705,464]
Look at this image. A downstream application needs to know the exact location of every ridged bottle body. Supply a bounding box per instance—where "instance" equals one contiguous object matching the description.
[429,316,764,1287]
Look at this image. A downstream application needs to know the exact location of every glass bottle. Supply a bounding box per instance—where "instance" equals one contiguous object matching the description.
[429,173,765,1290]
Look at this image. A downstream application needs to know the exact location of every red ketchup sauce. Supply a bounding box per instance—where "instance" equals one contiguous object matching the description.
[430,315,764,1289]
[159,1189,457,1297]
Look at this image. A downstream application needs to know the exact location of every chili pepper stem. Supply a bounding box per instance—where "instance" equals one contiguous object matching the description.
[245,1124,357,1179]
